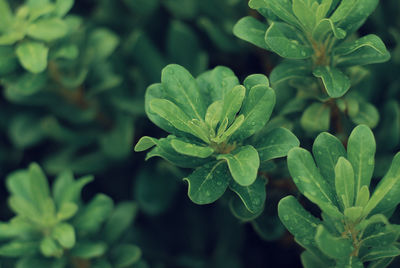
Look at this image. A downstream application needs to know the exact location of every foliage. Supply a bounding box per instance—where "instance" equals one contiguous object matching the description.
[0,163,143,268]
[280,125,400,267]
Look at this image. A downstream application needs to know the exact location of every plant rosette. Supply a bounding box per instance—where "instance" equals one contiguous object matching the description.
[279,125,400,267]
[135,64,299,218]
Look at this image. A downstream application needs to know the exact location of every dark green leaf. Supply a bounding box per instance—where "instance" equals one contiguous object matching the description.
[313,66,351,98]
[229,177,266,214]
[233,16,268,49]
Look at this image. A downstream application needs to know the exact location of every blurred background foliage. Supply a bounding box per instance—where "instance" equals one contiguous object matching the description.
[0,0,399,267]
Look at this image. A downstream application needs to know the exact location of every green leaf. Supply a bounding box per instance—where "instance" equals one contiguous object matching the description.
[334,35,391,67]
[214,115,244,143]
[349,101,379,128]
[300,103,331,133]
[344,206,363,223]
[74,194,114,234]
[0,0,13,32]
[149,99,209,143]
[361,246,400,262]
[40,236,63,257]
[171,139,214,158]
[312,19,346,42]
[243,73,270,89]
[335,157,355,209]
[7,72,47,96]
[270,60,311,87]
[8,114,45,148]
[51,223,75,249]
[161,64,206,120]
[312,132,346,189]
[330,0,379,34]
[27,18,68,42]
[217,145,260,186]
[0,44,17,75]
[355,185,370,207]
[57,202,78,221]
[183,161,230,204]
[28,163,51,213]
[255,127,299,162]
[0,241,37,257]
[292,0,316,31]
[229,177,266,214]
[263,0,301,27]
[301,251,326,268]
[364,152,400,216]
[88,28,119,60]
[313,66,351,98]
[196,66,239,103]
[6,170,31,202]
[265,22,313,59]
[103,202,137,244]
[53,173,93,207]
[110,244,142,267]
[205,100,223,131]
[361,226,400,248]
[229,195,262,221]
[278,196,324,256]
[55,0,74,17]
[233,16,268,49]
[287,147,336,208]
[134,136,158,152]
[315,0,333,21]
[232,85,276,141]
[367,257,395,268]
[70,242,108,259]
[347,125,376,197]
[220,85,245,124]
[16,41,49,73]
[315,225,353,259]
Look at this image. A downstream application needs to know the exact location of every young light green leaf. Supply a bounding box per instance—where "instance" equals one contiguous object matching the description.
[161,64,206,120]
[335,157,355,209]
[134,136,158,152]
[312,19,346,42]
[255,127,299,162]
[312,132,346,188]
[16,41,49,73]
[355,185,370,207]
[334,34,390,67]
[216,115,244,142]
[231,85,276,141]
[315,225,353,259]
[364,152,400,216]
[263,0,301,27]
[292,0,316,31]
[55,0,74,17]
[229,177,266,214]
[51,223,75,249]
[40,236,63,257]
[57,202,78,221]
[27,18,68,42]
[28,163,50,213]
[233,16,268,49]
[347,125,376,197]
[217,145,260,186]
[0,241,37,257]
[344,206,363,223]
[183,161,230,204]
[300,103,331,133]
[171,139,214,158]
[265,22,313,59]
[149,99,209,143]
[0,0,13,32]
[205,100,223,130]
[313,66,351,98]
[220,85,245,124]
[287,147,336,207]
[315,0,332,21]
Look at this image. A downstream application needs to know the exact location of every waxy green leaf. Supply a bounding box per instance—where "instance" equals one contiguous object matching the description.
[292,0,316,31]
[27,18,68,42]
[265,22,313,60]
[255,127,299,162]
[220,85,245,124]
[313,66,351,98]
[300,103,331,133]
[217,145,260,186]
[171,139,214,158]
[232,85,276,141]
[312,132,346,188]
[229,177,266,214]
[312,19,346,42]
[335,157,355,209]
[233,16,268,49]
[347,125,375,197]
[287,148,336,208]
[16,41,49,73]
[51,223,75,249]
[184,161,230,204]
[315,225,353,259]
[334,34,390,67]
